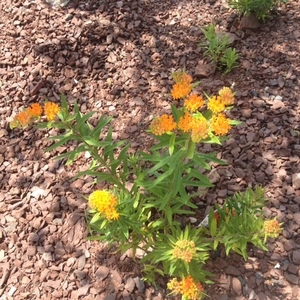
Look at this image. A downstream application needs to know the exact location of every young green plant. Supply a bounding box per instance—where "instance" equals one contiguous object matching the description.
[200,24,239,74]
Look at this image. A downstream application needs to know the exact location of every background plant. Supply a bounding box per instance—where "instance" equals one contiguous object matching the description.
[200,24,239,74]
[227,0,289,20]
[10,71,282,300]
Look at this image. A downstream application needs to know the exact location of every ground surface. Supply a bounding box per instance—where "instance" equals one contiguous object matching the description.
[0,0,300,299]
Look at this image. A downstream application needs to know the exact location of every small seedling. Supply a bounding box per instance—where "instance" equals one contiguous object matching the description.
[199,24,239,74]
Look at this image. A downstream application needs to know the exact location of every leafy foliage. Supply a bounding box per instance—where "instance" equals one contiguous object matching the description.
[200,24,239,74]
[227,0,288,20]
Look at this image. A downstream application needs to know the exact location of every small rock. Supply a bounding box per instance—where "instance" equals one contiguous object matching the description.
[189,217,197,224]
[253,99,265,108]
[256,292,269,300]
[239,14,260,30]
[241,109,252,118]
[292,250,300,265]
[27,246,37,256]
[133,276,145,292]
[42,252,53,261]
[225,266,241,276]
[294,212,300,225]
[285,273,299,285]
[124,67,136,78]
[95,266,110,281]
[125,277,135,293]
[232,277,242,295]
[195,61,216,77]
[287,264,298,274]
[292,173,300,189]
[77,255,86,270]
[272,100,284,110]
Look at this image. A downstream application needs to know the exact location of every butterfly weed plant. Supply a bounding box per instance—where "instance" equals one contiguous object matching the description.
[10,71,282,300]
[227,0,289,20]
[200,23,239,74]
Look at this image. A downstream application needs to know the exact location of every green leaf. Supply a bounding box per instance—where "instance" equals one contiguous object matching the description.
[198,153,227,165]
[229,119,243,125]
[184,169,213,187]
[45,135,75,152]
[86,235,104,241]
[146,168,174,189]
[186,138,195,159]
[53,146,85,163]
[76,111,95,130]
[83,136,110,147]
[171,104,183,122]
[168,133,176,155]
[192,154,211,170]
[91,115,113,139]
[209,213,217,237]
[57,94,69,121]
[90,213,101,224]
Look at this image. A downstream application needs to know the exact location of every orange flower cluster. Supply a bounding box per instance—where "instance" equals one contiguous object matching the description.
[184,94,204,112]
[15,111,32,127]
[149,114,176,135]
[178,113,208,142]
[172,83,192,100]
[219,87,235,105]
[44,102,60,121]
[211,113,231,136]
[28,103,43,117]
[88,190,119,220]
[12,103,43,127]
[173,72,193,84]
[172,239,196,263]
[11,102,60,128]
[207,87,235,114]
[171,73,193,100]
[190,117,208,142]
[263,219,282,238]
[150,72,235,141]
[168,276,204,300]
[207,95,226,114]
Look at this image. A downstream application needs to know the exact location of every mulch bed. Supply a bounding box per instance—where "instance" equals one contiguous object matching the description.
[0,0,300,299]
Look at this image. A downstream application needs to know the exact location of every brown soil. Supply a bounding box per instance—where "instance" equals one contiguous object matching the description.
[0,0,300,299]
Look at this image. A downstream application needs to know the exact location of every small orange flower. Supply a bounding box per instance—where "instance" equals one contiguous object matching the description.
[219,87,235,106]
[44,102,60,121]
[150,114,176,135]
[28,103,43,117]
[211,113,231,136]
[207,95,226,113]
[171,82,192,100]
[173,72,193,84]
[263,219,282,238]
[15,111,32,127]
[181,276,204,300]
[168,276,204,300]
[88,190,119,221]
[177,113,193,133]
[190,117,208,142]
[184,94,204,112]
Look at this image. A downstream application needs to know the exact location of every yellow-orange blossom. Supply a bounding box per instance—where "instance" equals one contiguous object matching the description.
[168,276,204,300]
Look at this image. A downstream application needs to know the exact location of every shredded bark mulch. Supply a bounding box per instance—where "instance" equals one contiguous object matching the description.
[0,0,300,299]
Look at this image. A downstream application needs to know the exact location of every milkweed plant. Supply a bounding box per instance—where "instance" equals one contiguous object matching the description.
[10,71,282,300]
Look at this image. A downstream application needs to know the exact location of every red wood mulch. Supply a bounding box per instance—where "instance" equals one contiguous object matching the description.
[0,0,300,299]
